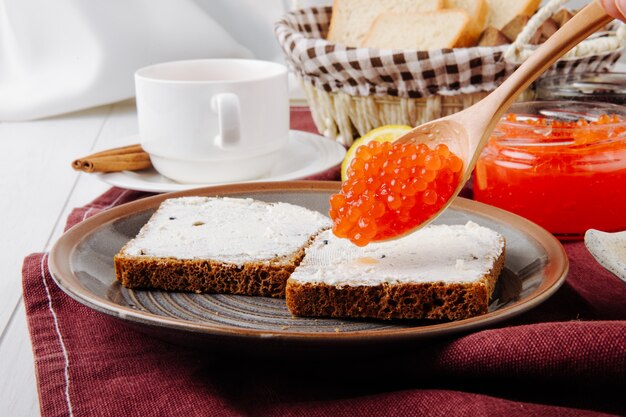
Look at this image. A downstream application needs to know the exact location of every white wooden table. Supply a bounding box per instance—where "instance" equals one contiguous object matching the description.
[0,100,140,416]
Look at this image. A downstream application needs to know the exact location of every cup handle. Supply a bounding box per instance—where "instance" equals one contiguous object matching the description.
[211,93,241,148]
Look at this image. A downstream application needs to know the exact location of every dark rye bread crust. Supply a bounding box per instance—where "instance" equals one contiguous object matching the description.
[114,243,311,298]
[285,247,506,321]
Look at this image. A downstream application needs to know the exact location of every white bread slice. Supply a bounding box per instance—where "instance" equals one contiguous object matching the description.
[360,10,473,50]
[487,0,542,30]
[326,0,443,47]
[286,221,506,320]
[444,0,489,42]
[477,27,510,46]
[114,197,332,298]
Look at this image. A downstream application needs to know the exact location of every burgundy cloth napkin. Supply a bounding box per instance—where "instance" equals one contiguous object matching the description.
[24,108,626,417]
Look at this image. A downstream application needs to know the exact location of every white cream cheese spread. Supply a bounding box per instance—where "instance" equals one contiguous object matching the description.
[122,197,332,265]
[289,221,505,286]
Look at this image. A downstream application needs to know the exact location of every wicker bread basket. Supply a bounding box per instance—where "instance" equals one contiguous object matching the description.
[275,0,626,146]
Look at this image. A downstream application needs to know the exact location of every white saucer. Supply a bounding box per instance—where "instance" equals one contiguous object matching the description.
[95,130,346,193]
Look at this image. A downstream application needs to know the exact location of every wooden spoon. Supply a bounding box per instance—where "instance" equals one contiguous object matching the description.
[392,0,614,234]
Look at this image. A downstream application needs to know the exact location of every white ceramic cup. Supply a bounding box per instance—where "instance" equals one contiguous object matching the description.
[135,59,289,183]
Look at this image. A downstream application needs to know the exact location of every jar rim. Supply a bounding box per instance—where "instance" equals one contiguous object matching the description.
[497,100,626,130]
[492,101,626,147]
[536,72,626,93]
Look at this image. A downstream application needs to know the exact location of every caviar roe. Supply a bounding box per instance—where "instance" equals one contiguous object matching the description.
[474,112,626,238]
[329,141,463,246]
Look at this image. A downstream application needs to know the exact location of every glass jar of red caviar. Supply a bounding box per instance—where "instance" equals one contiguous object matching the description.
[473,101,626,239]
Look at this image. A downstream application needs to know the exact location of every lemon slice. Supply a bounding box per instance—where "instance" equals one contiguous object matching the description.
[341,125,412,181]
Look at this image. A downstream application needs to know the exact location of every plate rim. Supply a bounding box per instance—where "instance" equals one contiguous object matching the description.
[48,181,569,342]
[94,130,346,193]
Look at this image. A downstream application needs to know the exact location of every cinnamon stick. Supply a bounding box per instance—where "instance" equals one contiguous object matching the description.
[72,144,152,173]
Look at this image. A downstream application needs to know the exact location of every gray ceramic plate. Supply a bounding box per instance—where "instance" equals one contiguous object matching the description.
[49,181,568,353]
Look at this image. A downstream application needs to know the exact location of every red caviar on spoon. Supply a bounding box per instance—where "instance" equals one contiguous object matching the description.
[329,140,463,246]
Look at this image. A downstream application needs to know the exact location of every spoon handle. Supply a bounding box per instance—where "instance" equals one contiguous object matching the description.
[476,0,614,141]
